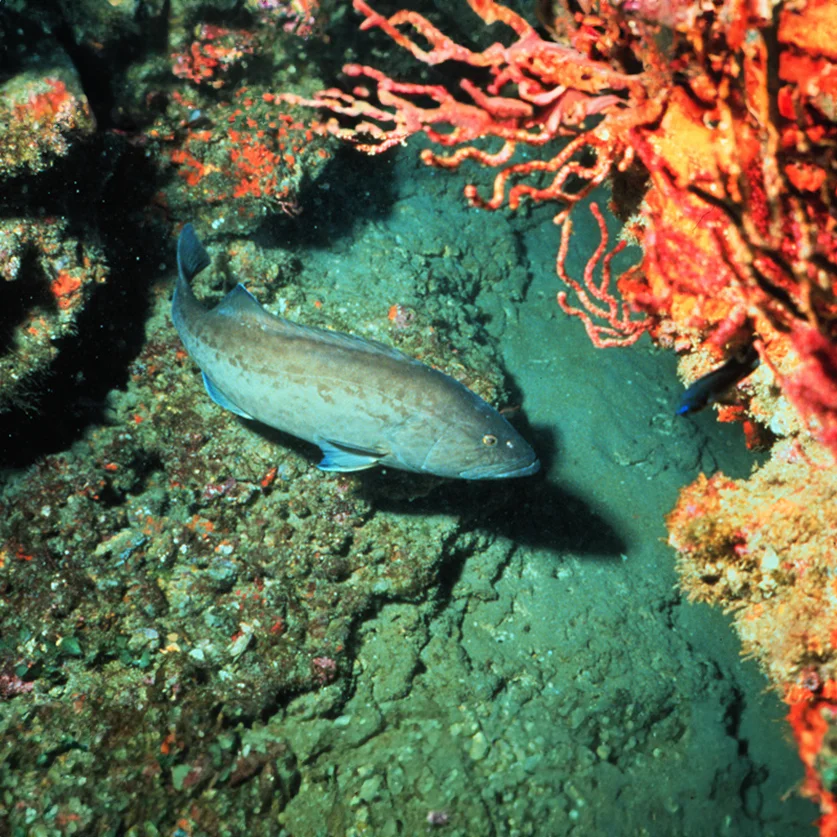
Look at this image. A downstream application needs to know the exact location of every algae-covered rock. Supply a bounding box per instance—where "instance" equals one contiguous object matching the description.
[150,15,335,236]
[0,217,108,415]
[0,54,95,179]
[0,221,513,829]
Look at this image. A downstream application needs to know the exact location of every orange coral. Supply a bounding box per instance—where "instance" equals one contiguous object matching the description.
[788,683,837,837]
[171,25,255,89]
[1,74,95,176]
[50,270,83,310]
[669,436,837,690]
[162,90,328,226]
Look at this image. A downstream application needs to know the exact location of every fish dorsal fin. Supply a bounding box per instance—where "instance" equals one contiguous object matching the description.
[214,284,270,320]
[294,325,417,363]
[214,284,416,363]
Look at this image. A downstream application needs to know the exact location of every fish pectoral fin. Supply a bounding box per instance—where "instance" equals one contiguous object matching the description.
[315,437,385,473]
[202,372,254,420]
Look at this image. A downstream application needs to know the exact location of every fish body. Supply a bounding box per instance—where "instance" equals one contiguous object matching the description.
[172,224,539,479]
[676,344,760,416]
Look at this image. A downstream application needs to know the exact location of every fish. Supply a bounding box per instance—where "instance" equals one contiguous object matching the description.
[676,343,760,416]
[171,224,540,480]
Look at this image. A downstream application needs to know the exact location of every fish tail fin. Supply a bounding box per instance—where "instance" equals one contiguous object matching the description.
[178,224,211,283]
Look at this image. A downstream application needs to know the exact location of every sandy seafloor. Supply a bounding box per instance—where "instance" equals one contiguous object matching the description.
[259,141,819,835]
[0,136,819,835]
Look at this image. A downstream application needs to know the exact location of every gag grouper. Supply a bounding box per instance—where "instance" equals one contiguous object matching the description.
[171,224,540,479]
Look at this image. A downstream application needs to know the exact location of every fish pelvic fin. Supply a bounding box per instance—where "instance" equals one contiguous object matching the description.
[202,372,254,420]
[315,437,385,472]
[178,224,211,283]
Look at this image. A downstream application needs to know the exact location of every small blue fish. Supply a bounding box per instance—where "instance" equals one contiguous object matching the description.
[676,344,759,416]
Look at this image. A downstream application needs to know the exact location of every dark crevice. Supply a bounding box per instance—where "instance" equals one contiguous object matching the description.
[0,135,167,468]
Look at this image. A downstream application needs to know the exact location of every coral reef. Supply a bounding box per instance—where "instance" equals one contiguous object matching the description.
[668,435,837,691]
[789,684,837,837]
[0,48,107,415]
[0,0,831,830]
[146,6,335,234]
[274,0,837,829]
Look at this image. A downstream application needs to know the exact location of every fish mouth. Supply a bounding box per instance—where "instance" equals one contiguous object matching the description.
[460,456,541,480]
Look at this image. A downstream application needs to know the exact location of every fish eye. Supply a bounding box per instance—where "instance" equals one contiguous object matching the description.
[482,434,498,447]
